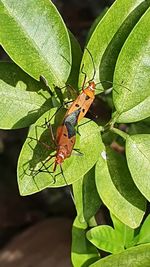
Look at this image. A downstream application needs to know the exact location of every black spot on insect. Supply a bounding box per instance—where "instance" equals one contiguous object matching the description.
[71,140,74,143]
[85,95,90,100]
[63,133,67,137]
[82,108,85,113]
[75,103,80,107]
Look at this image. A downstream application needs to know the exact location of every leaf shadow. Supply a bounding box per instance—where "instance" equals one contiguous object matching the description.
[99,1,149,90]
[106,147,146,212]
[12,98,53,129]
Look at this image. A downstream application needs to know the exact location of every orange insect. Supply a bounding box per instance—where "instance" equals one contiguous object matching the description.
[53,108,81,172]
[65,80,96,122]
[65,48,96,123]
[34,108,80,175]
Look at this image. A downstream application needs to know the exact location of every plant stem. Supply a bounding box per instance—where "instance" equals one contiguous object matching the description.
[111,127,128,140]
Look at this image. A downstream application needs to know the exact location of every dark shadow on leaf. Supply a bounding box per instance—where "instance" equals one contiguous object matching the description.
[0,61,53,95]
[99,1,150,90]
[106,147,146,211]
[12,98,53,129]
[20,108,66,189]
[72,224,99,266]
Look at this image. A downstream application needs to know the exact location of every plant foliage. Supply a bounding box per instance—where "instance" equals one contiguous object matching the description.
[0,0,150,266]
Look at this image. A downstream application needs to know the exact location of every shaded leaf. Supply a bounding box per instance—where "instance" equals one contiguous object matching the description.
[0,62,52,129]
[128,120,150,135]
[72,217,99,267]
[67,31,82,88]
[73,166,102,223]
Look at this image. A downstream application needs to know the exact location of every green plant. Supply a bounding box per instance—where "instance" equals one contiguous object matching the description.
[0,0,150,266]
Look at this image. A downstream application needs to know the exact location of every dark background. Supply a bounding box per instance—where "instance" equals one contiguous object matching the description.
[0,1,115,266]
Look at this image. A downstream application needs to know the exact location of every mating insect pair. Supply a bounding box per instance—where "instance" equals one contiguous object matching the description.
[27,49,96,186]
[31,77,96,179]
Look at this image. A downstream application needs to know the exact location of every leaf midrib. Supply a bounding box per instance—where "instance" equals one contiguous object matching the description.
[1,1,62,84]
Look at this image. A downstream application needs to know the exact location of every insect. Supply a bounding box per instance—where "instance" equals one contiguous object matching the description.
[64,48,96,123]
[30,107,81,180]
[64,80,96,122]
[53,108,81,172]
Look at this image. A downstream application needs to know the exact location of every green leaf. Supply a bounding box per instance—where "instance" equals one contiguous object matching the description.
[113,7,150,123]
[72,217,99,267]
[0,0,71,88]
[95,147,146,228]
[17,109,101,195]
[87,225,124,254]
[85,7,109,45]
[137,215,150,244]
[79,0,150,91]
[110,213,134,249]
[90,244,150,267]
[128,120,150,135]
[126,134,150,201]
[0,62,52,129]
[73,166,102,223]
[67,31,82,88]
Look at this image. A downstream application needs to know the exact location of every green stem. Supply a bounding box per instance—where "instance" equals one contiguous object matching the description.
[111,127,128,140]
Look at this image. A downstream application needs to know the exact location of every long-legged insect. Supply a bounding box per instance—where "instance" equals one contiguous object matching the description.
[32,108,81,178]
[64,48,96,122]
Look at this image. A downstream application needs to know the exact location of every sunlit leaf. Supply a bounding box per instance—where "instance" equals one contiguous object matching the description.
[17,109,101,195]
[126,134,150,201]
[0,0,71,88]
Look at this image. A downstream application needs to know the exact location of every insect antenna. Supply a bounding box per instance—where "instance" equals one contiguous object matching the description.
[60,165,75,203]
[85,47,96,82]
[95,80,131,92]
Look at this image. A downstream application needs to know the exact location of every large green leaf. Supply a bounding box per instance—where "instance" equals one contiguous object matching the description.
[87,225,124,254]
[126,134,150,201]
[0,62,53,129]
[113,7,150,122]
[110,213,134,249]
[90,244,150,267]
[78,0,150,91]
[0,0,71,88]
[95,147,146,228]
[17,109,101,195]
[137,214,150,244]
[71,217,99,267]
[67,31,82,89]
[73,166,101,223]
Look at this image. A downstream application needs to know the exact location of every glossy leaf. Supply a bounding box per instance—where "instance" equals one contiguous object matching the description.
[113,7,150,122]
[72,217,99,267]
[17,109,101,195]
[95,147,146,228]
[79,0,150,91]
[110,213,134,249]
[87,225,124,254]
[137,215,150,244]
[0,0,71,88]
[73,166,101,223]
[67,31,82,88]
[0,62,52,129]
[90,244,150,267]
[126,134,150,201]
